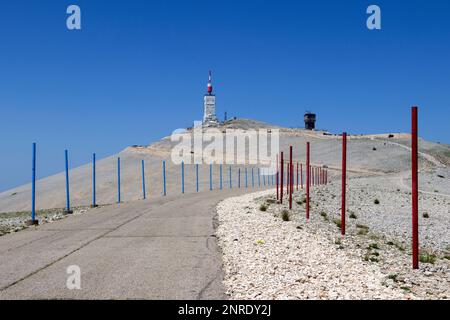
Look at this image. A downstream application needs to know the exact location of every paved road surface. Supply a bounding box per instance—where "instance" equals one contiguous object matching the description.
[0,188,268,299]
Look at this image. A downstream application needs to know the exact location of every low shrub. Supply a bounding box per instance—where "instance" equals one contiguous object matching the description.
[333,219,342,229]
[419,250,437,264]
[281,210,290,221]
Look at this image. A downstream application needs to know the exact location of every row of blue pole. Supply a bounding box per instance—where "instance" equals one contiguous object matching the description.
[175,163,274,196]
[29,143,275,222]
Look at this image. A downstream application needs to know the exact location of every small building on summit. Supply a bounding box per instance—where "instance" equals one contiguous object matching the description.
[304,112,316,130]
[202,71,219,127]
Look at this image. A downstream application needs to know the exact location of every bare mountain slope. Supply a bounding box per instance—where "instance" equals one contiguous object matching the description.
[0,119,449,213]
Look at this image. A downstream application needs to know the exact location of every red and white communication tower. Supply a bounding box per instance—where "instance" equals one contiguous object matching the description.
[203,70,219,127]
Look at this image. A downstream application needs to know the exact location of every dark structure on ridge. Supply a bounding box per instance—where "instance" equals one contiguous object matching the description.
[304,112,316,130]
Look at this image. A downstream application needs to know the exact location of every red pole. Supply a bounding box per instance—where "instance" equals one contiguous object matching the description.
[309,167,312,187]
[291,163,295,193]
[306,142,310,220]
[285,162,288,196]
[341,132,347,236]
[289,146,293,209]
[289,162,292,195]
[286,162,289,196]
[288,163,290,194]
[276,154,279,200]
[309,166,311,187]
[412,106,419,269]
[291,161,294,201]
[280,152,284,204]
[286,162,289,194]
[300,163,303,189]
[296,162,299,191]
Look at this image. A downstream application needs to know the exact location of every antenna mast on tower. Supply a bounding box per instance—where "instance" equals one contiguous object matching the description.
[207,70,213,95]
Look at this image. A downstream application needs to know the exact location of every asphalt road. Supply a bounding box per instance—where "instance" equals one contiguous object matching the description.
[0,187,268,299]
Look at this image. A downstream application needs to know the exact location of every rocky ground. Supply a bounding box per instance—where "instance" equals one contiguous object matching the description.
[216,179,450,300]
[0,206,91,236]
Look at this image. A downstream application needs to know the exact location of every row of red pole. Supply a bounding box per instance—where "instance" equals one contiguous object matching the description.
[274,107,419,269]
[275,144,329,213]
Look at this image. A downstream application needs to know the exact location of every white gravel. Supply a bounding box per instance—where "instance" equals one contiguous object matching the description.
[216,185,450,300]
[314,173,450,252]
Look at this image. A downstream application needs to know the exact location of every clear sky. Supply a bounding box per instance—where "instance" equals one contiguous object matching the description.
[0,0,449,192]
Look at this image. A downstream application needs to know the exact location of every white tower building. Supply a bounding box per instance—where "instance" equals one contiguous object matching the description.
[203,71,219,127]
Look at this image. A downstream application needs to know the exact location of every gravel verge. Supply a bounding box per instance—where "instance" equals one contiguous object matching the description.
[216,185,450,300]
[0,206,91,236]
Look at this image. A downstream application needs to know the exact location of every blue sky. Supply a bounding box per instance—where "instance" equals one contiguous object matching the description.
[0,0,449,191]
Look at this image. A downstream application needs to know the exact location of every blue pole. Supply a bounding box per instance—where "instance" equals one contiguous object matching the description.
[238,168,241,188]
[142,160,146,199]
[263,173,266,187]
[31,143,36,223]
[182,161,185,194]
[196,163,199,192]
[258,168,261,187]
[220,164,223,190]
[163,161,167,196]
[209,164,213,190]
[245,168,248,188]
[64,150,72,213]
[92,153,97,207]
[252,168,254,188]
[229,166,232,189]
[117,157,121,203]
